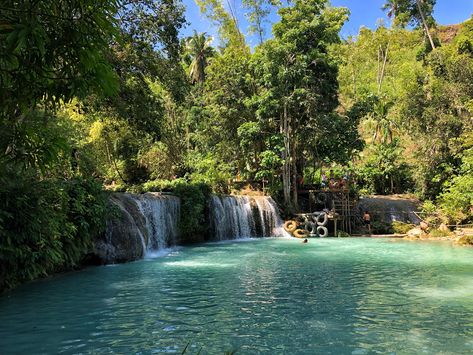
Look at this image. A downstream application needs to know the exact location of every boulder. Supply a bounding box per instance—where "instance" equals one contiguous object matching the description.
[420,221,429,231]
[93,194,146,264]
[407,227,424,238]
[439,223,450,233]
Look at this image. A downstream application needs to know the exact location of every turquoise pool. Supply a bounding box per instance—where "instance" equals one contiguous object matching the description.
[1,238,473,354]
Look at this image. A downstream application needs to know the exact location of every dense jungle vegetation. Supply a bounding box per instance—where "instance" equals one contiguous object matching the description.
[1,0,472,290]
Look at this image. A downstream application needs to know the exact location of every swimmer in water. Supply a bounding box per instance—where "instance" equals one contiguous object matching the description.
[302,239,308,243]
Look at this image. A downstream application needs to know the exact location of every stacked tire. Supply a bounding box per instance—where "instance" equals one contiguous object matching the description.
[283,212,329,238]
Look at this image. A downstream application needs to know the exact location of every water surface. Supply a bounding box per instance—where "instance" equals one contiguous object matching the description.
[1,238,473,354]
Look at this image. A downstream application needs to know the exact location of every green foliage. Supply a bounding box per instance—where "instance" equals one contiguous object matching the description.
[429,229,450,238]
[185,31,215,84]
[250,0,353,206]
[185,153,232,194]
[0,172,107,292]
[392,221,415,234]
[173,183,212,243]
[0,0,119,114]
[383,0,436,29]
[141,179,213,243]
[337,231,350,238]
[437,136,473,223]
[355,140,413,195]
[421,200,436,214]
[242,0,280,44]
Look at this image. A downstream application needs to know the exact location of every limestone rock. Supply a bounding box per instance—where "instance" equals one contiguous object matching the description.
[439,223,450,233]
[407,227,424,238]
[420,221,429,231]
[94,194,146,264]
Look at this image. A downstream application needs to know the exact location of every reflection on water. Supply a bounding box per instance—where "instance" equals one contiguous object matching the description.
[1,238,473,354]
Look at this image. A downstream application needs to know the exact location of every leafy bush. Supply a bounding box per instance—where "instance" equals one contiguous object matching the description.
[457,235,473,246]
[429,229,450,238]
[173,182,212,243]
[185,153,232,194]
[141,179,212,243]
[0,170,107,292]
[392,221,415,234]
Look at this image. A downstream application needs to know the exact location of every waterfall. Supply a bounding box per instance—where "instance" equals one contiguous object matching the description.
[98,193,180,263]
[357,196,421,224]
[209,195,285,240]
[134,193,180,254]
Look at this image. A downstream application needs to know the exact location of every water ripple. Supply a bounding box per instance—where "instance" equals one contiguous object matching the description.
[1,238,473,354]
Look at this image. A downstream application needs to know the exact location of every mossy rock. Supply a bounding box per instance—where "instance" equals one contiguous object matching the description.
[456,235,473,246]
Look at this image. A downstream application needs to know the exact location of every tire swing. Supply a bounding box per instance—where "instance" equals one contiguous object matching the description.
[305,222,317,237]
[316,212,328,226]
[293,228,310,238]
[317,226,329,238]
[284,220,298,233]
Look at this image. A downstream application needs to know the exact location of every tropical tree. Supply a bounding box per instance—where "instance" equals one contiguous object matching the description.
[242,0,280,44]
[251,0,350,208]
[383,0,437,50]
[186,31,215,84]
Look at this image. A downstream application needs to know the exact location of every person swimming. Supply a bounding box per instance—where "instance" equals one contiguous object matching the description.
[302,238,308,243]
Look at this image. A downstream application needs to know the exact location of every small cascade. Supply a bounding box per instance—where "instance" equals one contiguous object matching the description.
[134,193,180,254]
[357,196,421,224]
[98,193,180,263]
[210,195,285,240]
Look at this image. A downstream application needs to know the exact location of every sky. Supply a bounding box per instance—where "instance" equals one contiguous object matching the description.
[180,0,473,46]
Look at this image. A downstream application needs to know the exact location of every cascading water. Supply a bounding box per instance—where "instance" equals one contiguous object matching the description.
[97,193,180,263]
[134,193,180,254]
[357,196,421,224]
[209,195,285,240]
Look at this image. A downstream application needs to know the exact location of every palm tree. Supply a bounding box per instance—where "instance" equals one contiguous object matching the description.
[363,97,396,144]
[185,31,214,84]
[383,0,436,50]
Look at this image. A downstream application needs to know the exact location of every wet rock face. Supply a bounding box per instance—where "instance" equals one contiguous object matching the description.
[94,194,145,264]
[209,195,284,240]
[93,193,180,264]
[357,196,421,225]
[92,193,283,264]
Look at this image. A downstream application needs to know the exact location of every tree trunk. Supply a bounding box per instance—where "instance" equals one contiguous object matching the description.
[291,140,298,210]
[377,44,389,94]
[416,0,436,50]
[281,102,291,208]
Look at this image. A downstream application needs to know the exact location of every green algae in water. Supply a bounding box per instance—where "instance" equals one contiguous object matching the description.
[1,238,473,354]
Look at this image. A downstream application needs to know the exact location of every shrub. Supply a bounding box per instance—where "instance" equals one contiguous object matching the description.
[457,235,473,246]
[0,169,107,292]
[429,229,450,238]
[392,221,415,234]
[173,182,212,243]
[140,179,212,243]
